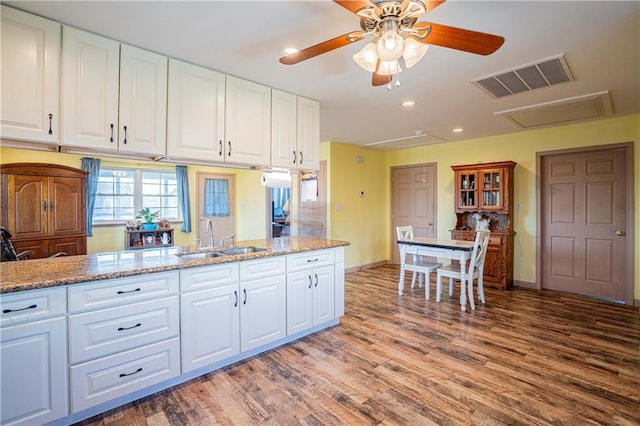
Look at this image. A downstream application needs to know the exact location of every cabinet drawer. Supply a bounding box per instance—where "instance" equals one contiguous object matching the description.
[1,287,66,327]
[68,271,179,312]
[69,337,180,413]
[69,296,179,364]
[239,256,286,281]
[180,263,239,292]
[287,249,334,273]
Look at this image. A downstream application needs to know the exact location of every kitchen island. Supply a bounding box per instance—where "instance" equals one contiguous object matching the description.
[0,236,349,425]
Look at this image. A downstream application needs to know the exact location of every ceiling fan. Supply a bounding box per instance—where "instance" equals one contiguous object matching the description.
[279,0,505,87]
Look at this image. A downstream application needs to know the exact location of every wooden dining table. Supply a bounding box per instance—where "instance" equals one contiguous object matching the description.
[397,237,475,310]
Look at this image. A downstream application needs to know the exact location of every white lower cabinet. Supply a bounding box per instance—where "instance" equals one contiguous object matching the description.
[0,288,68,425]
[240,274,287,351]
[180,263,240,373]
[68,271,180,413]
[286,249,335,335]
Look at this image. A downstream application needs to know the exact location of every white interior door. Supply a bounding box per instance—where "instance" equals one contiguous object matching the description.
[540,146,631,302]
[391,164,437,265]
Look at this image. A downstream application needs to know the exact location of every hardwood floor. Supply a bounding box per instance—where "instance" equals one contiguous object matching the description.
[76,264,640,425]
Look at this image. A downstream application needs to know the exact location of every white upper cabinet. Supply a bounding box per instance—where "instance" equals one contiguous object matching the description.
[1,6,60,145]
[271,92,320,171]
[61,26,167,156]
[167,66,271,167]
[118,44,168,155]
[224,76,271,167]
[166,58,226,161]
[297,96,320,171]
[271,90,298,169]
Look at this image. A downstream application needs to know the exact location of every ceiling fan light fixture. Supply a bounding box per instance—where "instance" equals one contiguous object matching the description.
[402,38,428,68]
[377,59,402,76]
[376,29,405,61]
[353,42,378,72]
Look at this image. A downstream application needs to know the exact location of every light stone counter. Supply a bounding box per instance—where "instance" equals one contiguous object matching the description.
[0,236,350,294]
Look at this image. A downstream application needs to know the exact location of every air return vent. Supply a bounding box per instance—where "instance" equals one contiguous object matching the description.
[472,54,574,98]
[494,91,613,129]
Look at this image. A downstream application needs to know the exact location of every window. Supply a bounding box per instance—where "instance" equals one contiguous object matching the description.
[94,167,181,224]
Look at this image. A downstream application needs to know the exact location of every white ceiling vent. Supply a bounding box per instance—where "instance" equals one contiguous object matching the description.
[360,132,445,150]
[473,54,575,98]
[494,91,613,129]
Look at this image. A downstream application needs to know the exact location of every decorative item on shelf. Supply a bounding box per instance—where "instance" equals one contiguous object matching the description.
[136,207,160,230]
[161,232,170,245]
[125,219,140,231]
[158,218,171,229]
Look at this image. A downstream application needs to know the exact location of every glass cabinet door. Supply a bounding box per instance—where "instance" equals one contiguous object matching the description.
[457,172,477,210]
[480,169,502,209]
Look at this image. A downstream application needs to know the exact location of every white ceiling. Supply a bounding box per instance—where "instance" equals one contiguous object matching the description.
[6,0,639,151]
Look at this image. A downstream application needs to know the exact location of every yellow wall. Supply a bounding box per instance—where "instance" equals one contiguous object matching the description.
[0,147,269,252]
[325,143,387,268]
[324,114,639,299]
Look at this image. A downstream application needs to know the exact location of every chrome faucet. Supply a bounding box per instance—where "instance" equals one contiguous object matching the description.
[207,219,214,248]
[220,235,235,249]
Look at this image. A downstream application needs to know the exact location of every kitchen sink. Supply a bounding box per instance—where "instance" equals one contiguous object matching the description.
[220,247,267,255]
[176,251,225,260]
[176,246,266,259]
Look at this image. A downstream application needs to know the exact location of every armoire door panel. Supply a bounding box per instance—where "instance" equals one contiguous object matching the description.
[8,174,48,239]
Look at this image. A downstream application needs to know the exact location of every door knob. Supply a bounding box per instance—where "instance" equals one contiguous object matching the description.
[615,230,626,236]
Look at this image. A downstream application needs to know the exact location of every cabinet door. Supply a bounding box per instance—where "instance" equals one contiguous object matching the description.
[481,234,506,288]
[47,236,86,256]
[286,270,314,335]
[297,96,320,171]
[181,284,240,373]
[6,174,48,239]
[1,317,68,425]
[312,265,335,325]
[166,59,225,161]
[478,168,505,212]
[1,6,60,144]
[225,76,271,167]
[118,44,167,156]
[271,89,298,168]
[61,26,120,150]
[49,176,85,236]
[240,275,286,352]
[455,170,478,211]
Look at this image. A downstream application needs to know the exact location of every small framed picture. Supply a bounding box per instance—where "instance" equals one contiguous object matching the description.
[143,233,156,247]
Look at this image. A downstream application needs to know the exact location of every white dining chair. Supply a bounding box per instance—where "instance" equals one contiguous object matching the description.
[396,226,442,299]
[436,230,490,311]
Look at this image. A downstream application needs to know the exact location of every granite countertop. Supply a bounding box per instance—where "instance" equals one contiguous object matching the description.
[0,236,350,294]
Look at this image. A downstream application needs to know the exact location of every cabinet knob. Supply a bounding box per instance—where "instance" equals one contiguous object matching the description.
[616,230,626,236]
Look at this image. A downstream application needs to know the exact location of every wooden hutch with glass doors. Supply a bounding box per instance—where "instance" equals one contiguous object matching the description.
[450,161,516,290]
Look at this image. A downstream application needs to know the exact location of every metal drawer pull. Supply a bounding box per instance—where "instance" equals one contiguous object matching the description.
[117,322,141,331]
[119,367,142,378]
[117,288,141,294]
[48,113,53,135]
[243,288,247,305]
[3,304,37,314]
[234,290,238,307]
[306,258,319,263]
[314,273,318,287]
[308,275,313,289]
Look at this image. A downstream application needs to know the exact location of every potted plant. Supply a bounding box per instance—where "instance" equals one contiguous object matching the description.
[136,207,160,230]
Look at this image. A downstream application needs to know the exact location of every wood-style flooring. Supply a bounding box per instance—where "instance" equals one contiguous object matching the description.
[76,264,640,425]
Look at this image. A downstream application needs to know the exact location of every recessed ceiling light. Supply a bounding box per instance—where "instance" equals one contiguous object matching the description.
[414,130,424,136]
[402,100,415,107]
[282,47,299,56]
[453,128,464,133]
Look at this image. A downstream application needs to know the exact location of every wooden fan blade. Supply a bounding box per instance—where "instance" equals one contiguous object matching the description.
[333,0,378,15]
[424,1,447,13]
[279,32,364,65]
[372,72,392,87]
[412,22,505,55]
